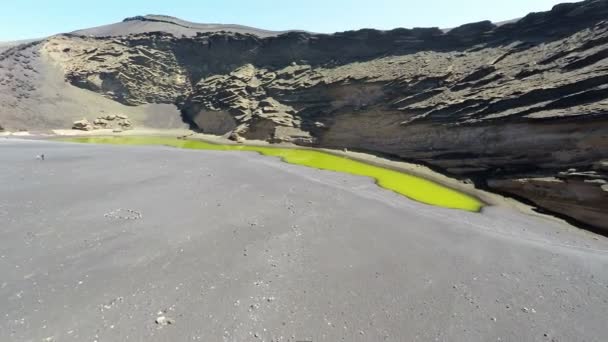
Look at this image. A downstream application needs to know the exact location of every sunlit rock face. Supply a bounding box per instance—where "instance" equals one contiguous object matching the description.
[2,1,608,231]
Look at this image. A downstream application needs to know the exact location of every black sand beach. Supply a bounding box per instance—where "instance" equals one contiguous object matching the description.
[1,139,607,341]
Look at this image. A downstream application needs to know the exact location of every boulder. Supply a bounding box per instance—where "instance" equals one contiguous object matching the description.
[72,119,93,131]
[228,132,245,143]
[93,118,109,126]
[118,119,132,127]
[594,160,608,172]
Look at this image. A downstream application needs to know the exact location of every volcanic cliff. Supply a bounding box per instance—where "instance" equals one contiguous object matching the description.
[1,1,607,232]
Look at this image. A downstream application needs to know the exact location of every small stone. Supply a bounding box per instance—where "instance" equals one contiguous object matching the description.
[491,317,497,322]
[155,316,174,326]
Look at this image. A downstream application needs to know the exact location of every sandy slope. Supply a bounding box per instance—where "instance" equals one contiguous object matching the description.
[1,139,606,342]
[0,42,188,131]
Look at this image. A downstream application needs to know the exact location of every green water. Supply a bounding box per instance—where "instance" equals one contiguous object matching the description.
[61,136,483,212]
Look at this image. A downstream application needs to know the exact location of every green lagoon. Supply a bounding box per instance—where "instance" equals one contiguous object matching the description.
[62,136,483,212]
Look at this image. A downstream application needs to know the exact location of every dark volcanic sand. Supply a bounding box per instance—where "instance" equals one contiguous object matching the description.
[1,139,607,342]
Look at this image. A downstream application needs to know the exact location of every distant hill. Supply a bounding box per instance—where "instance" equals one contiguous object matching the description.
[71,14,296,38]
[0,39,41,53]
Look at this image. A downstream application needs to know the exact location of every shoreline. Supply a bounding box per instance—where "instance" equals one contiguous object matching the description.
[4,128,576,230]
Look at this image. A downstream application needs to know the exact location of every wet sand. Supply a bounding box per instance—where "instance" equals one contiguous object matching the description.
[1,139,607,341]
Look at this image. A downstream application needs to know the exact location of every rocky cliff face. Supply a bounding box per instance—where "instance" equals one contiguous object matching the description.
[2,1,608,232]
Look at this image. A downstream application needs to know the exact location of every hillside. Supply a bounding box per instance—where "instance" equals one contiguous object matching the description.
[0,0,607,232]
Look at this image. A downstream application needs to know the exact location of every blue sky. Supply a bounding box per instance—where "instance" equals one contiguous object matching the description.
[1,0,565,41]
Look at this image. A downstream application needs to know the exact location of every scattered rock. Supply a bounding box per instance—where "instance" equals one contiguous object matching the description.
[104,208,142,220]
[72,114,132,131]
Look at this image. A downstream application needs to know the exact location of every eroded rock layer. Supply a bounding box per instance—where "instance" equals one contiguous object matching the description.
[2,1,608,231]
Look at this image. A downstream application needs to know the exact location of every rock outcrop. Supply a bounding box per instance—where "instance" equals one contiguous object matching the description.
[72,114,132,131]
[2,0,608,232]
